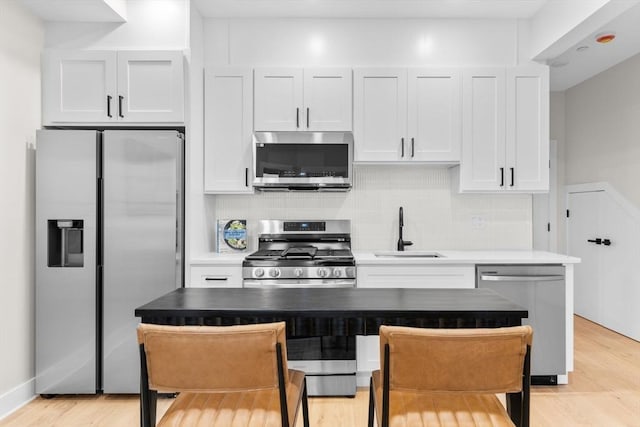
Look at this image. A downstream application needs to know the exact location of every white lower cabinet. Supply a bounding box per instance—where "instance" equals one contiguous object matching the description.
[355,264,475,385]
[189,265,243,288]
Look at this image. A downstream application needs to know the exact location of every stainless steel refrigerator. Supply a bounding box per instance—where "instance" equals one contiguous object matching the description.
[35,129,184,394]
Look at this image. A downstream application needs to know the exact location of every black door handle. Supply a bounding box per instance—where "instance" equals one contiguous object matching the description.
[500,167,504,187]
[306,107,310,128]
[587,238,602,245]
[296,108,299,128]
[510,167,515,187]
[411,137,415,158]
[603,239,612,246]
[107,95,112,118]
[401,138,405,157]
[118,95,124,118]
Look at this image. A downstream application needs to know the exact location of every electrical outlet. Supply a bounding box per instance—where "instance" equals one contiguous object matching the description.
[471,215,486,229]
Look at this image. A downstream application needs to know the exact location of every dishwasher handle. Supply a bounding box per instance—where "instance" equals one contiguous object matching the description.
[480,274,564,282]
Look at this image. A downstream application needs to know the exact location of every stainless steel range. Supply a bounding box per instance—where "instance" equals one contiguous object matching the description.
[243,220,356,288]
[243,220,357,396]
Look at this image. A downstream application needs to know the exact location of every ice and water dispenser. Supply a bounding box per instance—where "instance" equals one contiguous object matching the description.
[47,219,84,267]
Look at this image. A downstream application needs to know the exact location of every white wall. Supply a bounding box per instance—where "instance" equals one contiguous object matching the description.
[0,0,43,415]
[551,91,567,252]
[189,17,534,256]
[565,52,640,208]
[210,166,532,253]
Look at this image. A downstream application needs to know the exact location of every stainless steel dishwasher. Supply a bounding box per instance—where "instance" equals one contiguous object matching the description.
[477,265,565,385]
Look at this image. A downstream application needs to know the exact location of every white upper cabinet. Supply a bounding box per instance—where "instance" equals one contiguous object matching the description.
[204,68,254,194]
[408,68,461,162]
[354,68,461,163]
[460,66,549,192]
[254,68,352,131]
[353,68,407,162]
[43,51,117,123]
[116,51,184,123]
[43,50,184,125]
[506,67,550,192]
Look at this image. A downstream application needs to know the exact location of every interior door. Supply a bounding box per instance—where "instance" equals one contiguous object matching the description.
[567,190,603,322]
[567,188,640,340]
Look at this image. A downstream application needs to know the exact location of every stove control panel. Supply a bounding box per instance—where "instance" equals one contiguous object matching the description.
[245,266,356,279]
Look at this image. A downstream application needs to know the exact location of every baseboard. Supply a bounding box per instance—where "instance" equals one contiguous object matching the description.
[0,378,36,421]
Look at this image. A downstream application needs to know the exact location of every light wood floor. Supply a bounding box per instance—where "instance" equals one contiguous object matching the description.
[2,316,638,426]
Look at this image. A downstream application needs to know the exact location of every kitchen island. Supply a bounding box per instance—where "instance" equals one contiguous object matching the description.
[135,287,527,331]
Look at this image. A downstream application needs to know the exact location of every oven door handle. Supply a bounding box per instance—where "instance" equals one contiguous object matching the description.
[243,280,355,288]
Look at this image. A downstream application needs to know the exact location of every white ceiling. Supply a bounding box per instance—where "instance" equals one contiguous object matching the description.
[192,0,548,19]
[22,0,126,22]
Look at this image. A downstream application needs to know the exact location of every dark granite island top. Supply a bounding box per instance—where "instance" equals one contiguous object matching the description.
[135,288,527,335]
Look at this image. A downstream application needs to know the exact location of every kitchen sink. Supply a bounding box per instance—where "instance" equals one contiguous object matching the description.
[373,251,444,258]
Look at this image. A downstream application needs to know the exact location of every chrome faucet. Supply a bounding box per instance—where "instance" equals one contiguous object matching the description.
[397,207,413,251]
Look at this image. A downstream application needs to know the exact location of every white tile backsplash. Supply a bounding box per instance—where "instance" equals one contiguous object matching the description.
[208,165,532,252]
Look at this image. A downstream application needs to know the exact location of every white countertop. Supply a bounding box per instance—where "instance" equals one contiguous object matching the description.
[355,250,580,265]
[190,250,580,265]
[190,252,247,264]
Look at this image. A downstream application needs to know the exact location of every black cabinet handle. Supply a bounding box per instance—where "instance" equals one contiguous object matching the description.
[411,138,415,158]
[587,238,602,245]
[603,239,612,246]
[401,138,405,157]
[118,95,124,118]
[245,167,249,187]
[306,108,310,128]
[510,167,515,187]
[500,168,504,187]
[205,277,228,281]
[107,95,112,118]
[296,108,299,128]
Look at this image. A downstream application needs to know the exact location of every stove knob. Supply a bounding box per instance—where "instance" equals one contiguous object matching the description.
[317,268,328,278]
[254,268,265,278]
[269,268,281,278]
[345,267,355,278]
[294,268,304,278]
[332,268,342,278]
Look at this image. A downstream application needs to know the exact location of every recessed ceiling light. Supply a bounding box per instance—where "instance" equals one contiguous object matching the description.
[576,45,589,52]
[595,33,616,44]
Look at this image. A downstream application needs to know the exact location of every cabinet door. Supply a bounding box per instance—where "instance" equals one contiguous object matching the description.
[42,50,117,124]
[353,68,407,162]
[116,51,184,123]
[254,68,303,131]
[408,68,461,162]
[506,67,549,192]
[204,68,253,193]
[303,68,352,131]
[460,68,506,191]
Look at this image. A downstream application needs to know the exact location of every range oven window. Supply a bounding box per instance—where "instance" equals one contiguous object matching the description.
[255,143,349,178]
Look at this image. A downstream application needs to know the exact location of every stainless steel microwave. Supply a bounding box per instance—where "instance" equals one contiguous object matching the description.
[252,131,353,191]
